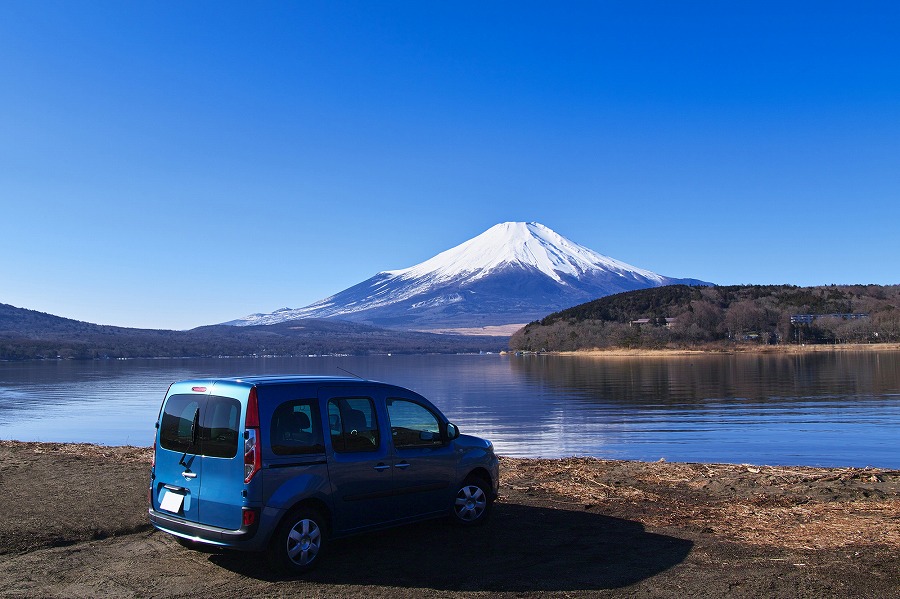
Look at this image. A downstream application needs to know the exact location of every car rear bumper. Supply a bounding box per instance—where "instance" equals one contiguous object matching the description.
[149,507,264,550]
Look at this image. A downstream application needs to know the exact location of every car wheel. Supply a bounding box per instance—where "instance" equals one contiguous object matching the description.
[269,508,327,574]
[452,476,492,525]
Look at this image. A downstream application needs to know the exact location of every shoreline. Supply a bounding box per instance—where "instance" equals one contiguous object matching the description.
[552,342,900,357]
[4,439,894,471]
[3,342,899,363]
[3,439,893,471]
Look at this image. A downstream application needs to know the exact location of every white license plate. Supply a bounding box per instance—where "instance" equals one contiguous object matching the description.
[159,489,185,513]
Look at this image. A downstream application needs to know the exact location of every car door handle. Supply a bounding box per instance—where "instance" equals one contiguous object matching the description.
[181,471,197,479]
[373,463,390,472]
[395,461,410,469]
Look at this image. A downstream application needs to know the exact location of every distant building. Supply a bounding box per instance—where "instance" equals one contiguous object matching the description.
[790,313,869,325]
[631,317,677,328]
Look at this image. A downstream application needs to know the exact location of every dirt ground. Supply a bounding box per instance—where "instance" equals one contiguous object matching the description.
[0,441,897,598]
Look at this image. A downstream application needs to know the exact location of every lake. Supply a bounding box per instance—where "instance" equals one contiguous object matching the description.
[0,352,897,468]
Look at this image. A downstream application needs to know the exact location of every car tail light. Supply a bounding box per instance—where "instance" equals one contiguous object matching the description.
[242,507,258,527]
[244,429,260,482]
[244,387,261,483]
[245,387,260,427]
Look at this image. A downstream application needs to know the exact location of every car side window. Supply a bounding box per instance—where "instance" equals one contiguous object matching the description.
[328,397,379,453]
[387,398,443,449]
[270,399,324,455]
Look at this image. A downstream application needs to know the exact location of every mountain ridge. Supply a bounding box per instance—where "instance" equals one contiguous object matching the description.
[0,302,505,360]
[227,222,711,329]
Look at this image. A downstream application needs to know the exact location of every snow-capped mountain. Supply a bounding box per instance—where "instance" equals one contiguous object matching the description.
[225,222,710,330]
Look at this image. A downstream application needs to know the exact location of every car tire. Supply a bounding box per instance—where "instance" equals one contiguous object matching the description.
[451,476,492,526]
[269,507,328,574]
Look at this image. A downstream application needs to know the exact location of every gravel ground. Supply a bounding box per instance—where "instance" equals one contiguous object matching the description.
[0,441,897,598]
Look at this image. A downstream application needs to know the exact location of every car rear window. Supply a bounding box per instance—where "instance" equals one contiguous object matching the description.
[159,394,241,458]
[202,396,241,458]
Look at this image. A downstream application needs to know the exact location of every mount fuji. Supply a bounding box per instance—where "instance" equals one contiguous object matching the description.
[225,222,711,331]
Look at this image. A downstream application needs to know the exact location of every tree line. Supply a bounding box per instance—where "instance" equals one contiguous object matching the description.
[509,284,900,352]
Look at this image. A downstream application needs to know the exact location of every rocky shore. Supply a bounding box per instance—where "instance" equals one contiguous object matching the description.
[0,441,897,598]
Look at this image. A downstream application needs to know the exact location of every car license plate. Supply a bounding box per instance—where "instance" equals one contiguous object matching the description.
[159,489,185,513]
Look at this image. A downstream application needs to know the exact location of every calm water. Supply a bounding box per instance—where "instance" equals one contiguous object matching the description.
[0,353,897,468]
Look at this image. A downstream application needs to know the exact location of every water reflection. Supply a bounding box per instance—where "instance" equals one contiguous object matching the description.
[0,353,898,467]
[503,352,900,466]
[509,352,900,405]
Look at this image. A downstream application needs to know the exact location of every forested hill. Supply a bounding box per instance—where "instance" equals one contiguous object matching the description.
[0,303,506,360]
[509,284,900,351]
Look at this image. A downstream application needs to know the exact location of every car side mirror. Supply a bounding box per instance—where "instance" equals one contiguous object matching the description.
[446,423,460,440]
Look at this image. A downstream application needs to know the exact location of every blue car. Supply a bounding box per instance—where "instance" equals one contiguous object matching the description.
[149,376,499,572]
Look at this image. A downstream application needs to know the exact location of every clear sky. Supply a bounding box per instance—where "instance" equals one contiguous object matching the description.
[1,2,898,330]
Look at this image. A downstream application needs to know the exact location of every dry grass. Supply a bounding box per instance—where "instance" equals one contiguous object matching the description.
[700,500,900,549]
[0,440,153,464]
[500,457,900,550]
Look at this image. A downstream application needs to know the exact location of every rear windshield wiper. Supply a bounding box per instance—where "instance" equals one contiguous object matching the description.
[179,407,201,468]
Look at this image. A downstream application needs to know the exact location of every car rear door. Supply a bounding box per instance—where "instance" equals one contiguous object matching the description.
[320,386,395,532]
[194,386,244,530]
[153,383,245,529]
[153,389,206,523]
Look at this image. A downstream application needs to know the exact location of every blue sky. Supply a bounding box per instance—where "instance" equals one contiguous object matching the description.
[1,2,898,330]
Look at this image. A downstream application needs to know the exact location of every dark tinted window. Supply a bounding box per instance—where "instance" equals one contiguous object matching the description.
[201,396,241,458]
[160,395,201,453]
[159,394,240,458]
[387,398,443,448]
[270,399,324,455]
[328,397,379,453]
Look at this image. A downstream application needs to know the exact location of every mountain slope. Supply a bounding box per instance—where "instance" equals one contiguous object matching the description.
[227,222,710,329]
[0,303,505,360]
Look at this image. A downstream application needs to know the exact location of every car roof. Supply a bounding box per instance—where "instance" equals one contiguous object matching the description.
[167,375,423,399]
[221,375,373,386]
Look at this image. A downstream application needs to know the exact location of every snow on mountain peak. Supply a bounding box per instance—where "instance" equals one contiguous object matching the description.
[223,221,700,328]
[385,221,663,285]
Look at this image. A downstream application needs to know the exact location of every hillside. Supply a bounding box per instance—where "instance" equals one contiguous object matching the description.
[0,304,506,360]
[509,284,900,351]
